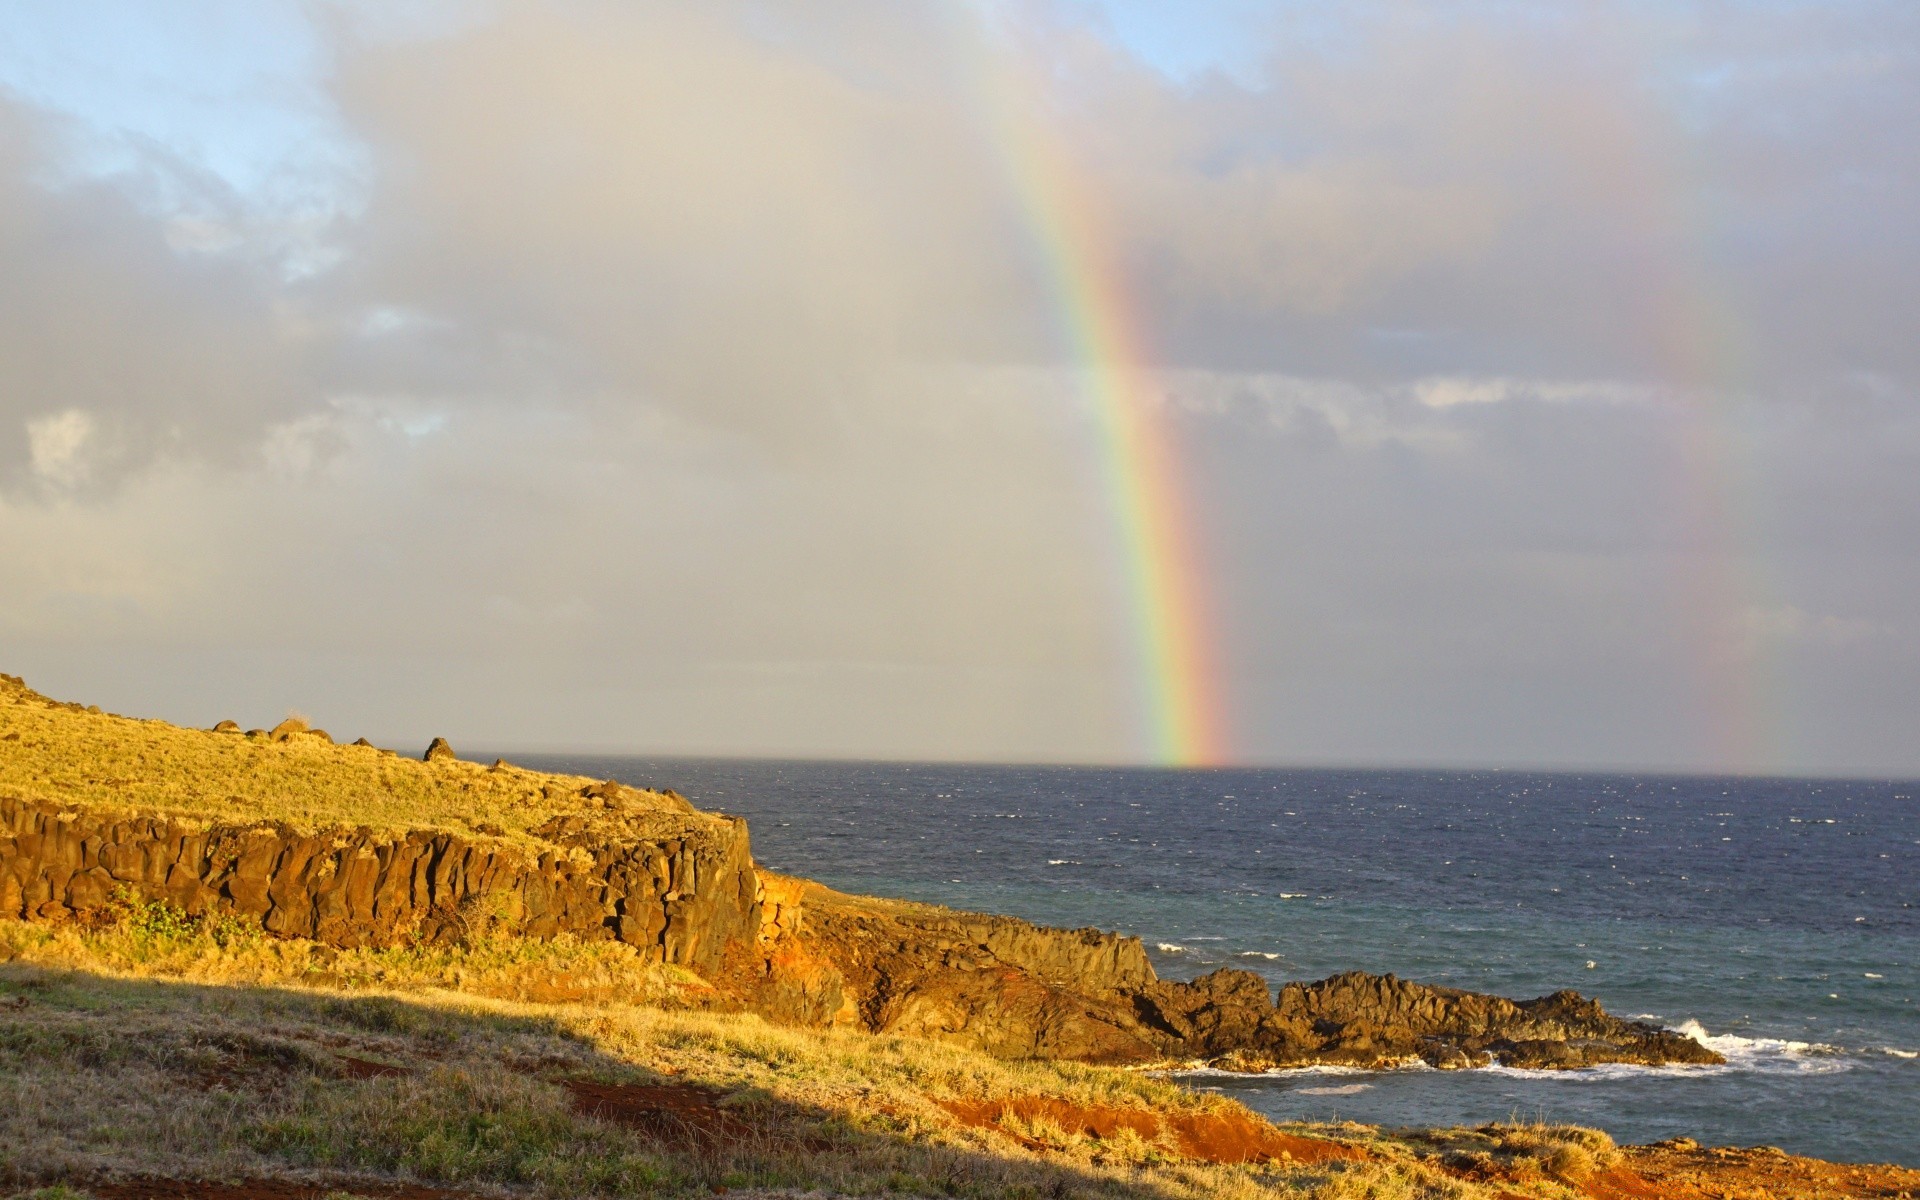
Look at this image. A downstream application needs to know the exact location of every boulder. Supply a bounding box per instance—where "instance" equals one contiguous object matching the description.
[423,737,455,762]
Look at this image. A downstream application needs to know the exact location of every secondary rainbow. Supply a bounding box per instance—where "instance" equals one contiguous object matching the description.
[963,37,1229,766]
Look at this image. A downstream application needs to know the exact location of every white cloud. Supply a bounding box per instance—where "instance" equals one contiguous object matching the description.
[26,408,95,488]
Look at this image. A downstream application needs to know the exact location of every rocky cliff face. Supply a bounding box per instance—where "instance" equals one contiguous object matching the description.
[763,882,1161,1062]
[0,793,759,975]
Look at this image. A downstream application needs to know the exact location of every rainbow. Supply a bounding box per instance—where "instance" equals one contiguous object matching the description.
[1652,253,1784,773]
[959,28,1229,766]
[1627,113,1785,774]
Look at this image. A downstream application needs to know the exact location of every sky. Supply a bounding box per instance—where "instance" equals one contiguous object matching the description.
[1,0,1917,775]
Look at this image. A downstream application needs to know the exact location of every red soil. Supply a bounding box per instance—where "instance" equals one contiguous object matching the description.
[1598,1142,1920,1200]
[563,1079,759,1146]
[937,1096,1369,1165]
[333,1055,406,1080]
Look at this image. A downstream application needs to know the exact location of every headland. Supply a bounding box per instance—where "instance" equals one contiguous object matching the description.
[1,671,1911,1199]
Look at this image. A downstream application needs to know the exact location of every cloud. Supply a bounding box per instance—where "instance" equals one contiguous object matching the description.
[0,1,1918,772]
[0,94,323,492]
[321,0,1045,440]
[25,409,96,488]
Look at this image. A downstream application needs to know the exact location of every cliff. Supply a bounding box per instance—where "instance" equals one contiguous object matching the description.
[0,671,1719,1072]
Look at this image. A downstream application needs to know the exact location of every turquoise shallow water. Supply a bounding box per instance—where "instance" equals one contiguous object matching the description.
[512,758,1919,1165]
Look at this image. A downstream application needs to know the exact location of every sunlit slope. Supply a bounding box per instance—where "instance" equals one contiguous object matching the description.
[0,673,711,851]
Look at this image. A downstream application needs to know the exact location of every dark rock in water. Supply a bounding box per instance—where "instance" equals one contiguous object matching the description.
[1130,969,1721,1070]
[211,720,240,733]
[423,737,454,762]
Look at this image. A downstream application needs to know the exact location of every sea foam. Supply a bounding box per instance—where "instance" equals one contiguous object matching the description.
[1675,1020,1851,1075]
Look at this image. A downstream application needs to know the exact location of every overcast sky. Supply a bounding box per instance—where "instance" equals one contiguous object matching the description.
[2,1,1916,775]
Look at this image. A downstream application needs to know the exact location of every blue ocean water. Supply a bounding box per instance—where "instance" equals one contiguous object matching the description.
[512,758,1919,1165]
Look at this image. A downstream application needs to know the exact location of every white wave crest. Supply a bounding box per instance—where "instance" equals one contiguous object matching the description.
[1295,1084,1372,1096]
[1045,859,1080,866]
[1235,951,1284,960]
[1675,1020,1850,1075]
[1155,942,1188,954]
[1167,1061,1427,1080]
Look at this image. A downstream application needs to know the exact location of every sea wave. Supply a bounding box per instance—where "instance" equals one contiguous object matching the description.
[1168,1021,1878,1086]
[1479,1061,1719,1081]
[1234,951,1284,961]
[1168,1062,1426,1080]
[1155,942,1188,954]
[1674,1019,1851,1075]
[1294,1084,1372,1096]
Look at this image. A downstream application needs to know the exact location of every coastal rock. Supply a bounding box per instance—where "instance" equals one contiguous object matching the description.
[0,794,760,974]
[1133,969,1722,1070]
[424,736,455,762]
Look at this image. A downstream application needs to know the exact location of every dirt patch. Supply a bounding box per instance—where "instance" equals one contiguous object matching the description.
[82,1176,477,1200]
[1578,1164,1683,1200]
[563,1079,757,1146]
[333,1055,407,1080]
[1607,1142,1920,1200]
[937,1096,1369,1165]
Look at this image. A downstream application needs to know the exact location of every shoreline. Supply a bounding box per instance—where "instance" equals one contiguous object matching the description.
[2,670,1911,1195]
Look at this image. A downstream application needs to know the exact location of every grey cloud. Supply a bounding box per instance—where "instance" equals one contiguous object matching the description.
[0,96,322,493]
[322,0,1048,439]
[2,1,1918,772]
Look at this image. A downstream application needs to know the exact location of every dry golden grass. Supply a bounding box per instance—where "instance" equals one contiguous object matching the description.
[0,904,1592,1200]
[0,674,1614,1198]
[0,674,716,853]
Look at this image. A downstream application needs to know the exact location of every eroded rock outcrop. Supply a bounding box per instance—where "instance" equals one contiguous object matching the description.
[1133,968,1722,1069]
[771,882,1161,1062]
[0,793,758,974]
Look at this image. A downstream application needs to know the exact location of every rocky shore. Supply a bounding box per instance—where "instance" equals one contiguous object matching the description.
[778,878,1721,1070]
[0,671,1719,1075]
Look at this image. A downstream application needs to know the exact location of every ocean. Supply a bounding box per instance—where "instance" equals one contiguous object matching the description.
[512,757,1918,1165]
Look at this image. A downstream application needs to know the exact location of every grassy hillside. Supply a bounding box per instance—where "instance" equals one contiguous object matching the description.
[0,904,1631,1200]
[0,674,711,853]
[7,671,1913,1199]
